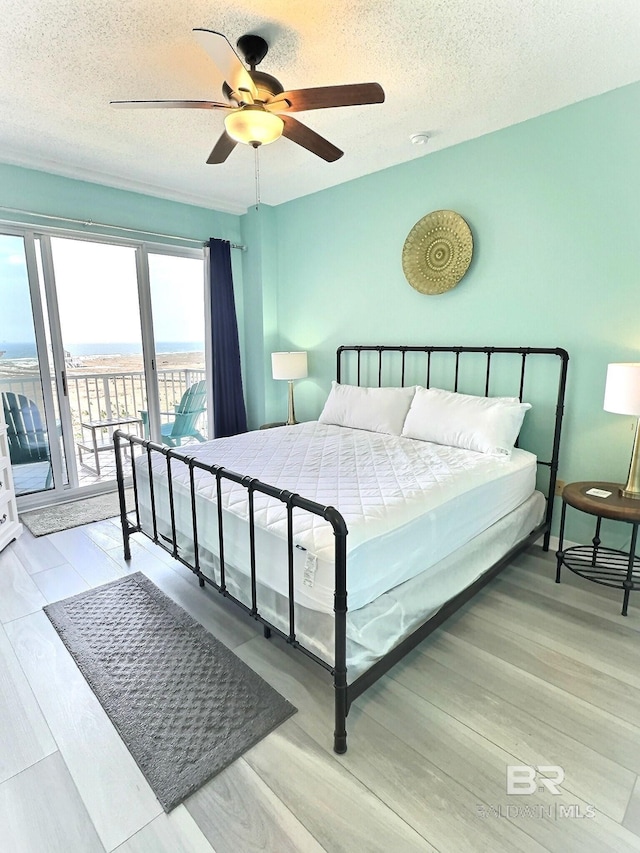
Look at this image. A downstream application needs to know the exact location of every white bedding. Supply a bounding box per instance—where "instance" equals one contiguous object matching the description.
[135,421,537,613]
[218,490,545,681]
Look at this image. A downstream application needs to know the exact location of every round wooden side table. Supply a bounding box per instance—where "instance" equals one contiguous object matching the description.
[555,481,640,616]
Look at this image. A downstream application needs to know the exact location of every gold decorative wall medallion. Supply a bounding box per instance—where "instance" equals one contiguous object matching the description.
[402,210,473,295]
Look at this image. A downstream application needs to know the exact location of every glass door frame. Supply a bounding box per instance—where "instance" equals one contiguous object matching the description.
[141,244,211,445]
[38,234,79,493]
[38,230,148,502]
[0,226,69,507]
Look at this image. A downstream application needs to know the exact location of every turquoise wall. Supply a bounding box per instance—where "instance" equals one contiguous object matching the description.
[240,204,280,428]
[267,81,640,545]
[0,163,241,246]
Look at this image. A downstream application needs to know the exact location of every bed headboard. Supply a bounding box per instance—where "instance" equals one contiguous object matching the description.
[336,345,569,542]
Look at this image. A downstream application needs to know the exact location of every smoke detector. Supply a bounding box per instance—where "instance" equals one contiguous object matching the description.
[410,133,431,145]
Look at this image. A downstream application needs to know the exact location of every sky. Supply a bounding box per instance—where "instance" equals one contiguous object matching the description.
[0,234,205,346]
[0,235,32,342]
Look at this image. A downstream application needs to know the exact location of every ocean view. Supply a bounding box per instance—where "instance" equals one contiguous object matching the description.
[0,341,203,360]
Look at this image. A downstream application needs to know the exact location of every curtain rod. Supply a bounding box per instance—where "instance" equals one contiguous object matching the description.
[0,206,246,250]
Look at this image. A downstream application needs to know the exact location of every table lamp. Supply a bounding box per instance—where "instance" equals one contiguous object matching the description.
[271,351,308,425]
[604,362,640,499]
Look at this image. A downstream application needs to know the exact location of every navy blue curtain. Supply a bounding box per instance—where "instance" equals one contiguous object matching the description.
[208,238,248,437]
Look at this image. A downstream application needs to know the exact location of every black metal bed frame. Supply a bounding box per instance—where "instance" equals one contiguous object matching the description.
[115,344,569,754]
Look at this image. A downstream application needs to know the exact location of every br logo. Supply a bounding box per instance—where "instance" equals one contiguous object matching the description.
[506,765,565,795]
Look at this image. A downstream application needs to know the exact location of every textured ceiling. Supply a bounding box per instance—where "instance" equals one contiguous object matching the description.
[1,1,639,215]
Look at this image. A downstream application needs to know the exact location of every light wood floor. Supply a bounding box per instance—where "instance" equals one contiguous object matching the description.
[2,520,640,852]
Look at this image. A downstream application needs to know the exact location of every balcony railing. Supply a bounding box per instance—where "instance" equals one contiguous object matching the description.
[64,368,207,436]
[0,367,208,488]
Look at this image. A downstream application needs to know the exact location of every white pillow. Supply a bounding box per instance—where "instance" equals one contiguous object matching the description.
[401,386,531,456]
[318,382,416,436]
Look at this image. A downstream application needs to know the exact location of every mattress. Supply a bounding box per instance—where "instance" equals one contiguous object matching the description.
[217,490,545,681]
[135,421,537,614]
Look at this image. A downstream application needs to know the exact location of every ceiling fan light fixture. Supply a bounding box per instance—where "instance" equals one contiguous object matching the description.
[224,106,284,146]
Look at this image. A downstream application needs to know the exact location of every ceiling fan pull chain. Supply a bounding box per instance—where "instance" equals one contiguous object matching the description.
[254,144,261,208]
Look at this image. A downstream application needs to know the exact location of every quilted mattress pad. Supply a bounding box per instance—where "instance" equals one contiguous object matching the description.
[136,421,537,612]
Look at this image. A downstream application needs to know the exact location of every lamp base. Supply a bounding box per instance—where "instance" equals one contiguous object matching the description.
[620,417,640,500]
[620,487,640,501]
[286,380,298,426]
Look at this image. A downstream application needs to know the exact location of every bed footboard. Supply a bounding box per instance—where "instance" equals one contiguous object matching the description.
[114,430,351,753]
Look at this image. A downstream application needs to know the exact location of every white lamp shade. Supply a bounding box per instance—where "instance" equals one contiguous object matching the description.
[604,363,640,416]
[272,351,308,381]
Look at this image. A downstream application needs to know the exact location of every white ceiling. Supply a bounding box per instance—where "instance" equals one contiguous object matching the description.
[1,1,639,215]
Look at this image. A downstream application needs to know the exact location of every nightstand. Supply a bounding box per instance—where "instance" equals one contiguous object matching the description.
[555,481,640,615]
[260,422,286,430]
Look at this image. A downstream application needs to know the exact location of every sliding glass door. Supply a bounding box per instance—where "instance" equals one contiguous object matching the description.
[0,227,206,502]
[147,251,208,444]
[0,233,66,497]
[48,236,146,486]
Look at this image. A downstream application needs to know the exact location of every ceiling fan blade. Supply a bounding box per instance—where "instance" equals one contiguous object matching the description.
[110,99,231,110]
[276,82,384,112]
[281,115,343,162]
[206,131,238,164]
[192,29,258,100]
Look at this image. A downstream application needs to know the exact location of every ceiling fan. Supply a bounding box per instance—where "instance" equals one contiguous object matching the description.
[111,29,385,164]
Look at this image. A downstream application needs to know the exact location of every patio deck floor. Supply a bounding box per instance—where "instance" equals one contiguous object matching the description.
[13,436,203,500]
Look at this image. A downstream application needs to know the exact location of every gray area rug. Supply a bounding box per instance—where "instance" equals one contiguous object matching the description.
[44,573,296,811]
[21,490,133,536]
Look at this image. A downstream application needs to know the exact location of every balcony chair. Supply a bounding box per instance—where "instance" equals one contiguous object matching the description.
[1,391,53,488]
[140,380,207,447]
